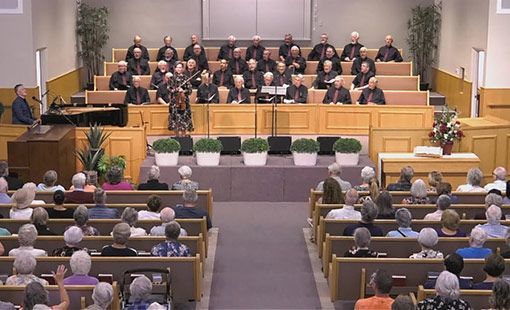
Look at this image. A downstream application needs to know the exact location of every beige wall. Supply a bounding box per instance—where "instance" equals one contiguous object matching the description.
[485,0,510,88]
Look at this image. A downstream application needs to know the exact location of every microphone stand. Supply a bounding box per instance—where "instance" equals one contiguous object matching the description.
[206,92,216,139]
[254,91,258,138]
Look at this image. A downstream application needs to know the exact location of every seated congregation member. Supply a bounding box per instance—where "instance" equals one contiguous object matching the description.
[0,177,10,203]
[109,61,132,90]
[185,59,203,89]
[9,187,34,219]
[70,170,98,192]
[6,254,48,285]
[31,207,56,235]
[120,207,147,237]
[243,59,263,89]
[101,223,137,256]
[424,194,451,221]
[125,35,149,61]
[317,47,342,74]
[320,178,345,205]
[326,189,361,220]
[457,167,486,192]
[285,46,306,75]
[391,295,414,310]
[23,182,45,204]
[375,35,403,63]
[212,59,234,89]
[424,253,472,289]
[246,35,265,61]
[257,49,276,73]
[273,61,292,86]
[196,71,220,103]
[23,266,69,310]
[473,254,506,290]
[358,178,380,204]
[322,76,352,104]
[11,84,37,125]
[151,207,187,236]
[358,77,385,105]
[354,269,394,309]
[428,170,443,193]
[183,34,205,61]
[102,166,133,190]
[436,181,460,204]
[89,188,119,219]
[9,224,47,257]
[256,72,278,103]
[476,205,509,238]
[351,47,376,75]
[151,221,190,257]
[87,282,115,310]
[351,62,375,90]
[308,33,336,61]
[156,35,178,62]
[475,193,503,220]
[72,205,100,236]
[138,195,162,220]
[127,47,150,76]
[317,162,352,191]
[341,31,364,62]
[172,165,199,190]
[313,60,338,89]
[228,48,248,75]
[226,76,251,104]
[490,280,510,310]
[343,201,383,236]
[354,166,376,191]
[124,75,150,105]
[345,227,380,257]
[410,228,443,259]
[36,170,65,192]
[485,166,507,192]
[65,172,93,203]
[151,61,168,90]
[284,74,308,104]
[375,191,395,219]
[52,226,84,257]
[386,166,414,191]
[217,35,237,61]
[417,271,471,310]
[64,250,99,285]
[386,208,419,237]
[138,165,169,190]
[456,227,492,259]
[279,33,300,61]
[437,209,466,237]
[0,161,24,190]
[402,179,430,204]
[175,188,212,230]
[191,44,209,71]
[127,275,161,309]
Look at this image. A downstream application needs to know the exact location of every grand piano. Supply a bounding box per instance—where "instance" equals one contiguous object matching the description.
[41,104,127,127]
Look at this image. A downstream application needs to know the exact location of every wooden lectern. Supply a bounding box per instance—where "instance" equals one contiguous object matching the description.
[8,125,76,188]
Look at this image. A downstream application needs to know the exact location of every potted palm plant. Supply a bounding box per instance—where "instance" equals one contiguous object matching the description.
[193,138,223,166]
[241,138,269,166]
[76,123,110,171]
[333,138,362,166]
[290,138,320,166]
[152,138,181,166]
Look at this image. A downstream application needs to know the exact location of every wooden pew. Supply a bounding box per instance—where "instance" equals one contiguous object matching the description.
[417,285,491,310]
[0,256,202,303]
[309,89,428,105]
[94,75,152,91]
[0,283,120,309]
[86,90,158,104]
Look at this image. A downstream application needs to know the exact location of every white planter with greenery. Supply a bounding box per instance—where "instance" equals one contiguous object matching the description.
[152,138,181,166]
[333,138,362,166]
[291,138,319,166]
[194,138,223,166]
[241,138,269,166]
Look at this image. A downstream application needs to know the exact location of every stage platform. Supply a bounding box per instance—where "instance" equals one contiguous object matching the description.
[140,155,374,202]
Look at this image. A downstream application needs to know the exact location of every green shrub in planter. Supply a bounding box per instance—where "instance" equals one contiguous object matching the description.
[240,138,269,153]
[152,138,181,153]
[333,138,362,153]
[290,138,320,153]
[193,138,223,153]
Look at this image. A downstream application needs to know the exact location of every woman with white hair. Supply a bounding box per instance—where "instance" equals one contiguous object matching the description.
[354,166,376,191]
[6,254,48,285]
[9,187,34,219]
[101,223,137,256]
[9,224,47,257]
[417,270,471,310]
[36,170,65,192]
[31,207,56,236]
[52,226,84,256]
[86,282,114,310]
[120,207,147,236]
[456,167,486,192]
[455,227,492,259]
[172,165,199,190]
[127,275,162,309]
[138,165,169,190]
[410,228,443,259]
[63,250,99,285]
[402,179,430,204]
[344,227,379,257]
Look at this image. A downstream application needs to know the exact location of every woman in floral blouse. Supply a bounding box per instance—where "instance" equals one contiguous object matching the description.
[417,270,471,310]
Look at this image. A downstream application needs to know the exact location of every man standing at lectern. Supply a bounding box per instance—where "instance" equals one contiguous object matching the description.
[12,84,37,125]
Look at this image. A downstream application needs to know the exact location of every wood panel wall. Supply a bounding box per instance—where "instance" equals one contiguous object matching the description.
[432,68,472,117]
[0,87,40,124]
[479,88,510,121]
[46,67,83,103]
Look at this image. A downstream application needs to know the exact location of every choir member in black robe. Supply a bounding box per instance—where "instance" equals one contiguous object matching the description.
[217,35,237,61]
[317,47,342,74]
[313,61,338,89]
[227,76,251,104]
[351,47,376,75]
[212,59,234,89]
[109,61,132,90]
[227,48,248,75]
[183,34,205,61]
[127,48,150,75]
[285,46,307,75]
[161,49,176,74]
[341,31,364,62]
[156,36,179,62]
[358,77,386,105]
[273,62,292,86]
[322,77,352,104]
[156,72,173,105]
[191,44,209,71]
[375,35,403,62]
[185,59,202,89]
[245,35,265,61]
[196,71,220,103]
[351,62,375,90]
[308,33,337,61]
[124,76,150,105]
[257,50,277,73]
[125,35,150,61]
[279,34,300,61]
[284,75,308,104]
[243,59,263,90]
[256,72,279,103]
[150,61,168,90]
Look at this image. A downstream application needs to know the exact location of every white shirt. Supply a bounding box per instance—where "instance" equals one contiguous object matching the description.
[456,184,486,193]
[326,205,361,220]
[9,208,33,220]
[9,246,47,257]
[484,180,506,192]
[423,210,443,221]
[138,210,160,220]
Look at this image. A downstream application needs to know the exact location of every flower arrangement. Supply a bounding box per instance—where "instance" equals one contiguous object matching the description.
[429,108,464,144]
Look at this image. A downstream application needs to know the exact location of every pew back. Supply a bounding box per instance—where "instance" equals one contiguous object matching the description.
[416,285,491,310]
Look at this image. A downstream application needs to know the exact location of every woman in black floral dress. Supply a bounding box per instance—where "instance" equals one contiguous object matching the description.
[417,270,471,310]
[168,62,193,136]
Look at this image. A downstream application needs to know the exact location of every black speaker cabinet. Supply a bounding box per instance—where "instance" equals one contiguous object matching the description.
[317,136,340,155]
[218,136,241,155]
[172,136,193,155]
[268,136,292,155]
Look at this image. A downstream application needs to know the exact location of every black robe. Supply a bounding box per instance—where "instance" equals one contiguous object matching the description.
[358,87,386,104]
[196,83,220,103]
[317,56,342,74]
[340,42,364,61]
[313,70,338,89]
[124,86,150,104]
[308,43,337,61]
[257,59,277,73]
[285,84,308,103]
[352,71,375,88]
[109,71,132,90]
[156,45,178,62]
[212,69,234,89]
[285,56,307,74]
[227,87,251,103]
[127,58,150,75]
[351,57,376,75]
[375,45,403,62]
[245,45,265,61]
[242,70,263,89]
[125,44,149,61]
[322,86,352,104]
[228,58,248,75]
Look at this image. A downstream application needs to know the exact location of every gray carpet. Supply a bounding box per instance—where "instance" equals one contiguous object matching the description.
[209,202,322,309]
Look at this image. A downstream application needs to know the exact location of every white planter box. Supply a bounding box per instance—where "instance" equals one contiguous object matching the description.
[196,152,221,166]
[242,152,268,166]
[155,152,179,166]
[335,152,359,166]
[292,152,317,166]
